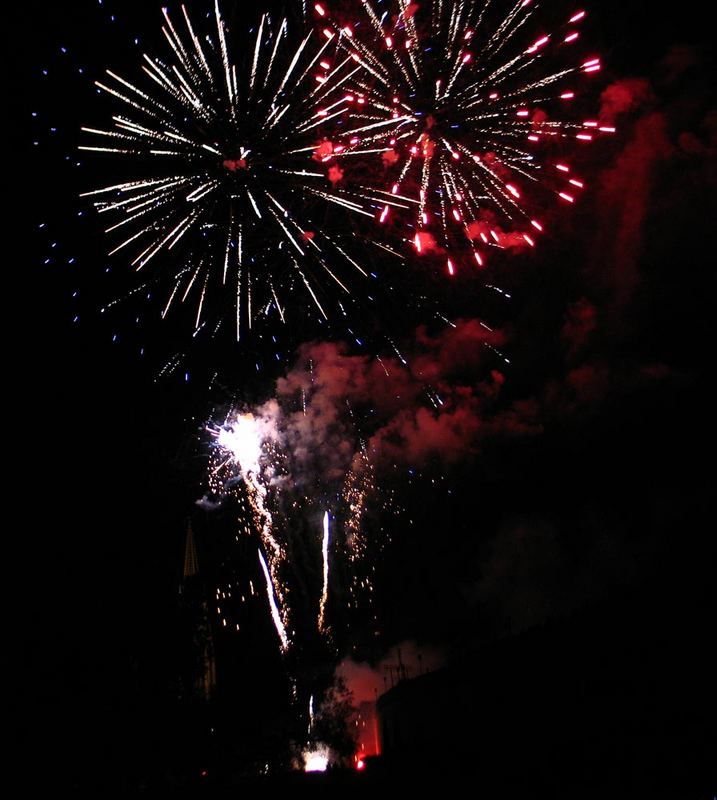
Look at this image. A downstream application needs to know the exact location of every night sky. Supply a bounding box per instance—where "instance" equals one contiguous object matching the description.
[13,0,715,789]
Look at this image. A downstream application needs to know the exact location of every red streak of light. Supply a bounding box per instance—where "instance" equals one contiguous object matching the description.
[599,126,616,132]
[561,91,575,99]
[454,192,463,201]
[391,183,399,194]
[490,230,500,242]
[379,205,390,223]
[506,184,520,198]
[583,121,599,127]
[528,134,539,141]
[531,219,543,231]
[569,179,584,187]
[421,212,428,224]
[314,3,326,16]
[405,39,412,49]
[323,28,334,39]
[414,233,421,252]
[465,30,474,40]
[570,10,586,22]
[342,26,353,37]
[452,208,461,221]
[320,61,330,69]
[564,32,579,42]
[462,53,472,64]
[576,133,592,140]
[556,163,570,172]
[315,75,326,84]
[480,232,488,243]
[451,151,460,160]
[523,233,535,246]
[350,137,359,144]
[559,192,574,203]
[474,251,483,267]
[385,36,393,49]
[517,109,530,117]
[447,258,455,275]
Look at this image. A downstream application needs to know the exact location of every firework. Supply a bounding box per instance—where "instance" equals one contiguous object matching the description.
[80,3,383,341]
[210,412,290,650]
[318,511,331,632]
[205,396,385,655]
[208,410,340,652]
[315,0,613,273]
[303,744,330,772]
[341,449,378,611]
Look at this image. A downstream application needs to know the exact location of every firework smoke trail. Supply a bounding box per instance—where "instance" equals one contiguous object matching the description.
[212,413,289,651]
[315,1,613,272]
[318,511,331,632]
[79,3,384,341]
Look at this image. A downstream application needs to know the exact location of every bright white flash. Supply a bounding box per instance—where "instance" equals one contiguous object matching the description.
[303,746,330,772]
[217,413,264,474]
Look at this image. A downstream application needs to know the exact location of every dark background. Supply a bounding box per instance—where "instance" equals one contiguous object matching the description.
[11,0,715,790]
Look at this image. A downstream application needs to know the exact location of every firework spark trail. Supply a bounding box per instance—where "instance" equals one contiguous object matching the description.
[212,414,290,650]
[318,511,331,632]
[258,547,290,652]
[341,450,378,610]
[315,0,612,273]
[80,3,385,341]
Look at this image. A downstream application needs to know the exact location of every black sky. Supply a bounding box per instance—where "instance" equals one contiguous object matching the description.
[12,0,715,786]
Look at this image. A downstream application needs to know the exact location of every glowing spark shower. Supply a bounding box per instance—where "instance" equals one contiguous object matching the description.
[316,0,612,272]
[204,397,385,659]
[216,413,264,475]
[80,3,381,341]
[210,412,289,650]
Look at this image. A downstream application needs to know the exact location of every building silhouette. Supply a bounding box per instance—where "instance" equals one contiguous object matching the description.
[178,522,217,701]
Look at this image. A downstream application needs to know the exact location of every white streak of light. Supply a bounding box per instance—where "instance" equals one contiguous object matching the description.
[318,511,330,632]
[258,548,289,652]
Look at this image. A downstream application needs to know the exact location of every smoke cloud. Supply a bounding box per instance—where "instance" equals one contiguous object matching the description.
[336,641,446,703]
